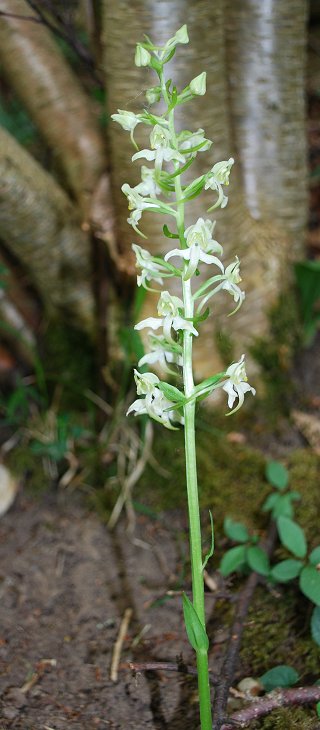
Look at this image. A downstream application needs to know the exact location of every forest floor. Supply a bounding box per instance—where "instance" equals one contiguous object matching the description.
[0,331,320,730]
[0,491,200,730]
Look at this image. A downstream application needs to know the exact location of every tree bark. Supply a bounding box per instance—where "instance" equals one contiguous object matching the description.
[0,0,107,220]
[226,0,308,253]
[0,126,95,332]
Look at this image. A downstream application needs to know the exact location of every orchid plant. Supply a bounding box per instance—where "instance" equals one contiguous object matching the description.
[112,25,255,730]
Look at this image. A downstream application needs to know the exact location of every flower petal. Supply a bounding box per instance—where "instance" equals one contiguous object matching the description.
[135,317,163,331]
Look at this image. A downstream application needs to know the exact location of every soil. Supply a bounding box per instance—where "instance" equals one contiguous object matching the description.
[0,492,206,730]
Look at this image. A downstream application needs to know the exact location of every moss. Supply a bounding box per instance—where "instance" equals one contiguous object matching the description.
[135,418,267,535]
[252,707,319,729]
[41,320,96,409]
[289,449,320,543]
[7,443,48,494]
[250,289,302,421]
[240,587,320,680]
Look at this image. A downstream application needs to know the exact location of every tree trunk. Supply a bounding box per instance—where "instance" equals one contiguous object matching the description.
[0,126,95,332]
[226,0,308,252]
[0,0,107,220]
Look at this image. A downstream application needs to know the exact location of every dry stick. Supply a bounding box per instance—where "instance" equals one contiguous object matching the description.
[110,608,133,682]
[213,521,278,730]
[220,686,320,729]
[122,661,219,684]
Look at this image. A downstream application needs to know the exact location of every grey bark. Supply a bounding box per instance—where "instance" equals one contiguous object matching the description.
[226,0,308,253]
[0,126,95,332]
[0,0,107,220]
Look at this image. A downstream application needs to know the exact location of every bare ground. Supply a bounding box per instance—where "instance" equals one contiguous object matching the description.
[0,491,210,730]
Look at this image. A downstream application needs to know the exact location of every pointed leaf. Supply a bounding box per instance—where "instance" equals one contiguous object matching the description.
[277,516,307,559]
[272,494,295,519]
[259,665,299,692]
[163,224,179,239]
[309,546,320,566]
[220,545,247,576]
[202,510,214,570]
[247,546,270,576]
[182,593,209,652]
[262,493,279,513]
[311,606,320,646]
[224,517,250,543]
[265,461,289,490]
[271,559,303,582]
[158,382,186,404]
[299,565,320,606]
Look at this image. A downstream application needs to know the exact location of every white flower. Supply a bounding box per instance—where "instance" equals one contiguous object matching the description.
[178,128,212,153]
[209,159,234,186]
[127,208,144,235]
[190,72,207,96]
[111,109,143,148]
[165,218,223,280]
[135,290,198,340]
[205,158,234,210]
[222,355,256,414]
[134,166,161,198]
[138,334,183,369]
[111,110,142,132]
[132,124,185,170]
[122,183,158,235]
[122,183,154,212]
[127,370,183,430]
[132,244,169,287]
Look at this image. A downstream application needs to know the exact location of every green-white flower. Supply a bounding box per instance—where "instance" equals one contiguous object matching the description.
[132,244,170,288]
[205,158,234,209]
[138,333,183,369]
[178,128,212,153]
[165,218,223,280]
[222,355,256,414]
[221,257,245,309]
[111,109,143,148]
[132,124,185,170]
[111,109,142,132]
[134,166,161,198]
[122,183,158,235]
[135,290,198,340]
[127,370,183,429]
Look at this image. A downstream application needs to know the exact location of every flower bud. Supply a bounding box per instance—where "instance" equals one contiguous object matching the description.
[146,86,162,105]
[190,72,206,96]
[173,25,189,45]
[135,44,151,67]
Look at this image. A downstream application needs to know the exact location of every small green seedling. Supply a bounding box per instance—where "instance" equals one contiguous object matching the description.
[221,460,320,647]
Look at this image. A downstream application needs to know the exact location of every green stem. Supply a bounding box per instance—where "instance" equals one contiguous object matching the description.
[160,68,213,730]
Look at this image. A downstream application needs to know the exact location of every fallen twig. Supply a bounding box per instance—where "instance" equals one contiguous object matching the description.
[220,685,320,729]
[110,608,133,682]
[122,660,219,684]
